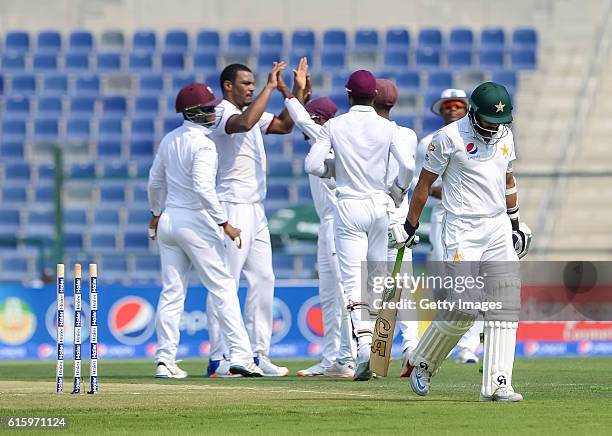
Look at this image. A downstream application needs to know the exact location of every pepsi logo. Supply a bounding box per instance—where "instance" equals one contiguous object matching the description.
[108,296,155,345]
[298,296,325,344]
[578,341,592,355]
[466,142,478,155]
[145,342,157,357]
[308,342,322,356]
[524,341,539,356]
[271,298,292,344]
[38,343,54,359]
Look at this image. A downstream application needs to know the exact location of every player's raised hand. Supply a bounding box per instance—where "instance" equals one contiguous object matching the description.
[293,57,309,91]
[266,61,287,88]
[304,74,313,103]
[223,223,243,248]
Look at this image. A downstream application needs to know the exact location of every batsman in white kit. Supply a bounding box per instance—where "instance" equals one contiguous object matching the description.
[401,82,532,401]
[280,69,355,378]
[148,83,263,378]
[305,70,415,381]
[206,61,306,377]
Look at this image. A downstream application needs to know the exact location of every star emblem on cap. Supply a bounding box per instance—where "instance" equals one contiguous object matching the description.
[495,101,505,113]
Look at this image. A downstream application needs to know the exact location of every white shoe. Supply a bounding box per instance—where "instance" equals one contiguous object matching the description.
[400,347,415,377]
[480,387,523,402]
[323,360,355,378]
[256,354,289,377]
[207,359,241,378]
[409,363,431,396]
[297,362,326,377]
[229,362,264,377]
[456,347,479,364]
[156,361,188,379]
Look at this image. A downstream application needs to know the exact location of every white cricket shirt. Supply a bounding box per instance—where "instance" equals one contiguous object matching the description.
[148,120,228,224]
[413,131,442,207]
[305,105,414,200]
[423,115,516,218]
[387,123,418,225]
[210,99,274,203]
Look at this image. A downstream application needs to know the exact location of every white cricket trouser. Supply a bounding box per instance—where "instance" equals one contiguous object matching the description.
[318,217,354,366]
[208,201,275,360]
[334,195,390,349]
[155,207,252,366]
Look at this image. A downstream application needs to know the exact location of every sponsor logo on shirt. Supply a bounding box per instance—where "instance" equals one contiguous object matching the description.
[465,143,478,155]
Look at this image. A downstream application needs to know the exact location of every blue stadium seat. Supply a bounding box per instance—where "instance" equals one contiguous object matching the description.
[64,209,87,229]
[193,51,218,72]
[492,70,518,89]
[64,52,90,71]
[4,163,30,180]
[98,117,123,139]
[11,74,36,94]
[161,52,185,72]
[33,117,59,141]
[163,115,183,133]
[422,113,445,132]
[97,140,122,159]
[386,28,410,51]
[129,139,154,159]
[267,182,290,199]
[227,30,252,54]
[171,73,195,92]
[320,50,346,72]
[69,96,96,116]
[292,137,310,156]
[127,209,150,228]
[94,209,120,227]
[4,96,31,118]
[66,118,91,141]
[196,30,220,54]
[101,30,125,51]
[100,184,126,203]
[2,257,28,275]
[268,160,293,178]
[1,186,27,205]
[74,74,100,96]
[42,73,68,95]
[134,96,159,115]
[447,48,473,68]
[393,115,415,129]
[0,209,21,229]
[415,47,441,68]
[1,119,27,141]
[384,50,409,70]
[354,29,379,53]
[264,135,284,157]
[428,70,453,89]
[512,28,537,48]
[164,30,189,53]
[27,210,53,227]
[69,163,96,178]
[0,75,3,94]
[258,51,282,69]
[418,28,442,48]
[36,164,54,181]
[101,161,129,177]
[329,92,349,114]
[289,50,314,69]
[296,182,312,202]
[130,118,156,138]
[449,28,474,48]
[100,255,127,274]
[37,31,62,53]
[139,73,165,93]
[1,53,26,72]
[34,186,53,204]
[272,254,294,278]
[131,162,151,179]
[64,232,84,250]
[133,31,156,52]
[512,48,536,70]
[96,52,122,72]
[124,231,149,250]
[5,31,30,53]
[89,232,117,252]
[480,28,505,49]
[259,29,284,52]
[37,95,63,116]
[32,52,58,72]
[323,29,347,52]
[69,31,93,52]
[330,72,349,92]
[134,255,161,273]
[480,48,505,69]
[102,96,127,117]
[129,51,154,71]
[291,29,315,52]
[0,142,25,160]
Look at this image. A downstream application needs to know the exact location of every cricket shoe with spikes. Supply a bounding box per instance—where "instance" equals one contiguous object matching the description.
[399,347,415,377]
[156,361,188,379]
[324,360,355,378]
[207,358,241,378]
[297,362,326,377]
[480,387,523,402]
[408,362,431,396]
[254,354,289,377]
[229,362,264,377]
[353,360,373,381]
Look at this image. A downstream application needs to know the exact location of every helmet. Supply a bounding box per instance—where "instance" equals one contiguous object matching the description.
[469,82,513,124]
[175,83,220,113]
[431,88,469,116]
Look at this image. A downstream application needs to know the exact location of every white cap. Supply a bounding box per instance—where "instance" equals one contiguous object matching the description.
[431,88,469,116]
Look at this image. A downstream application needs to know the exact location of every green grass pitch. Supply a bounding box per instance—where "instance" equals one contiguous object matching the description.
[0,358,610,435]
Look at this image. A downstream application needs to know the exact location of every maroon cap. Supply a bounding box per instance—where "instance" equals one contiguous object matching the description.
[305,97,337,120]
[374,79,398,107]
[345,70,377,98]
[175,83,221,113]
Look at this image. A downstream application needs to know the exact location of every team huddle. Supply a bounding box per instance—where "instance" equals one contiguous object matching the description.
[147,57,533,401]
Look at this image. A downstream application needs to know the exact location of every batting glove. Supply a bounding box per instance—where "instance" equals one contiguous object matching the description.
[512,222,532,259]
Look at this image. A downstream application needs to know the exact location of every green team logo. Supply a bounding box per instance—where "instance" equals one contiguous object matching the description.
[0,297,37,345]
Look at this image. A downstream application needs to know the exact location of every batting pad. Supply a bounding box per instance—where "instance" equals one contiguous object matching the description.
[481,321,519,397]
[485,278,521,322]
[410,310,475,375]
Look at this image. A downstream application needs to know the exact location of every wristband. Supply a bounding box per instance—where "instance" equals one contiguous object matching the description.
[507,204,520,221]
[219,221,229,228]
[403,220,419,237]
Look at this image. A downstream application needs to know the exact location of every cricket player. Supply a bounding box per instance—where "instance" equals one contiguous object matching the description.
[305,70,415,381]
[280,71,355,378]
[400,82,532,401]
[206,60,305,377]
[371,79,420,374]
[149,83,263,379]
[412,89,484,368]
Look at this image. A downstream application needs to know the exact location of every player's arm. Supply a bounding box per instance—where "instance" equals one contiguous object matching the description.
[266,57,309,134]
[147,148,167,239]
[305,121,333,178]
[225,62,286,134]
[284,97,320,140]
[407,169,439,228]
[506,167,519,231]
[388,128,417,207]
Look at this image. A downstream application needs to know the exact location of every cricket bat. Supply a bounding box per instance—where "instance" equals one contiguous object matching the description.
[370,246,405,377]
